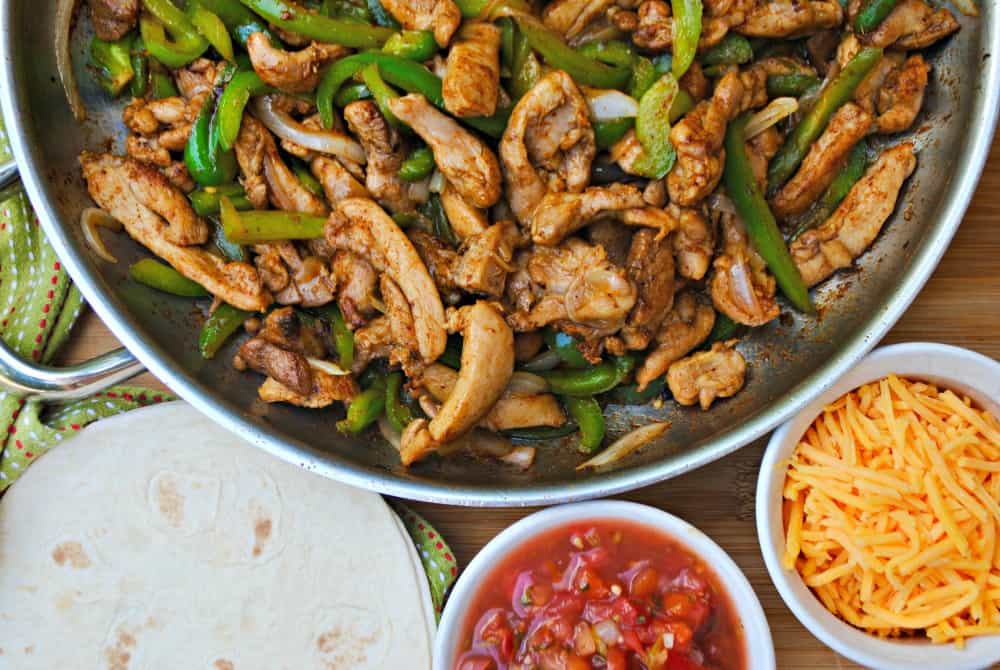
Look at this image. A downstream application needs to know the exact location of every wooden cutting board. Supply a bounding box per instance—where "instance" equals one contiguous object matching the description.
[60,130,1000,668]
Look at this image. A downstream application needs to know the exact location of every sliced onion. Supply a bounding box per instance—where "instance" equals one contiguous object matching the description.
[418,395,440,419]
[951,0,978,15]
[521,349,562,372]
[251,96,366,165]
[745,97,799,139]
[585,89,638,121]
[500,446,536,469]
[428,169,445,194]
[81,208,122,263]
[506,371,550,396]
[576,421,671,470]
[377,415,402,451]
[306,357,350,376]
[56,0,86,122]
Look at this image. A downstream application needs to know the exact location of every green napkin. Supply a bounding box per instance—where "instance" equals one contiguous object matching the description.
[0,122,456,617]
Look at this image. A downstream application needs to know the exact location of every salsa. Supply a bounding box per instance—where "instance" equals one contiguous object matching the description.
[454,520,746,670]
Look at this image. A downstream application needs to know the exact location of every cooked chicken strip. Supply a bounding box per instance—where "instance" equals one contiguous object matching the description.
[258,369,358,408]
[771,103,872,219]
[632,0,741,50]
[380,275,423,372]
[453,221,519,297]
[746,126,783,192]
[327,198,447,361]
[80,153,271,311]
[543,0,617,40]
[311,155,368,202]
[709,214,779,326]
[790,142,916,286]
[439,180,489,239]
[408,230,463,304]
[500,71,597,223]
[672,205,715,280]
[875,54,928,135]
[88,0,137,41]
[256,243,336,307]
[634,292,715,391]
[332,250,379,327]
[862,0,959,50]
[239,337,313,396]
[234,115,272,210]
[258,307,328,358]
[622,229,676,351]
[386,94,502,208]
[344,101,430,213]
[668,340,746,409]
[174,59,218,103]
[443,23,502,118]
[381,0,461,47]
[736,0,843,38]
[246,33,348,94]
[529,184,678,245]
[400,301,514,465]
[263,137,329,217]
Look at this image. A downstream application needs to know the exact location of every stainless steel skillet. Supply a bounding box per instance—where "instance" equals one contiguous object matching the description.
[0,0,997,506]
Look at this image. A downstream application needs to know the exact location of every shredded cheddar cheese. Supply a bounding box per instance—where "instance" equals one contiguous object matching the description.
[782,375,1000,646]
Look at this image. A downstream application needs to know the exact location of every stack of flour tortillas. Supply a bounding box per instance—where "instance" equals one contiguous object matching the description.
[0,402,434,668]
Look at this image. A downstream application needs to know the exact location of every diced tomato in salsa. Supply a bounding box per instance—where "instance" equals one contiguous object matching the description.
[454,521,745,670]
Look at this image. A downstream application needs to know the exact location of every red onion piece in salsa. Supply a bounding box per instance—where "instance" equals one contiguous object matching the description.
[454,520,746,670]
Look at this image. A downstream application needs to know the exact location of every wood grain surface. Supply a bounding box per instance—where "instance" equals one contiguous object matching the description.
[58,132,1000,668]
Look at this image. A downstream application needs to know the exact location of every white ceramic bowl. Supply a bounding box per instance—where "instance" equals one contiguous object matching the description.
[434,500,775,670]
[757,342,1000,670]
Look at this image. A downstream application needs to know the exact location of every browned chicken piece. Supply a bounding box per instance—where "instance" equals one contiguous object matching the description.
[453,221,519,298]
[621,229,676,351]
[746,126,783,192]
[632,0,741,50]
[239,337,313,396]
[791,142,916,287]
[254,243,336,307]
[735,0,843,38]
[671,205,715,280]
[234,115,271,209]
[507,238,638,338]
[609,130,646,177]
[387,94,502,208]
[310,156,368,202]
[257,306,328,358]
[443,23,502,118]
[668,67,768,206]
[680,62,711,102]
[587,219,633,266]
[500,71,596,223]
[331,250,379,327]
[352,316,395,372]
[418,363,567,431]
[668,340,747,409]
[543,0,617,40]
[80,153,271,311]
[258,369,358,408]
[862,0,959,49]
[160,162,196,193]
[382,0,461,47]
[327,198,447,361]
[246,33,349,94]
[400,302,515,465]
[771,103,872,219]
[514,331,544,362]
[174,59,218,103]
[254,242,293,294]
[344,100,430,213]
[380,275,423,372]
[88,0,137,41]
[123,97,191,136]
[875,54,929,135]
[261,132,329,217]
[408,230,463,304]
[122,97,196,189]
[529,184,679,245]
[709,213,779,326]
[439,180,489,239]
[634,292,715,391]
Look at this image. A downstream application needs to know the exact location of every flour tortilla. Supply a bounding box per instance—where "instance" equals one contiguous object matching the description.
[0,402,433,669]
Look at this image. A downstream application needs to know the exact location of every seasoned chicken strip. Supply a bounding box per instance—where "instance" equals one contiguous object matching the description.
[239,337,313,396]
[443,23,502,118]
[88,0,137,41]
[80,153,271,311]
[381,0,461,47]
[246,33,348,94]
[668,340,746,410]
[439,180,489,239]
[709,214,779,326]
[387,94,502,208]
[862,0,959,50]
[875,54,928,135]
[258,369,358,408]
[672,205,715,280]
[453,221,519,297]
[771,103,872,219]
[261,127,329,217]
[635,293,715,391]
[543,0,617,40]
[622,229,676,351]
[332,250,379,327]
[790,142,917,287]
[500,71,597,222]
[735,0,843,38]
[310,156,368,202]
[400,302,515,465]
[327,198,447,361]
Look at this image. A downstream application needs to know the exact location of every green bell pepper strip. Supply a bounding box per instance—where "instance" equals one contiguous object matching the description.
[220,196,327,243]
[385,372,417,432]
[334,82,372,106]
[240,0,395,48]
[631,73,679,179]
[198,0,276,46]
[367,0,400,27]
[184,93,238,187]
[290,159,325,197]
[151,70,179,98]
[628,56,659,100]
[576,40,636,68]
[322,0,372,21]
[382,30,437,61]
[767,46,882,195]
[510,23,541,99]
[188,0,235,61]
[189,183,253,215]
[130,37,150,98]
[454,0,489,17]
[503,423,579,441]
[129,258,209,297]
[399,146,435,181]
[361,63,404,128]
[701,33,752,67]
[543,328,589,368]
[499,17,515,71]
[315,304,355,368]
[541,355,636,397]
[604,377,667,405]
[217,70,274,151]
[766,73,821,98]
[141,0,210,67]
[724,113,813,313]
[514,16,631,90]
[562,396,605,453]
[90,36,135,97]
[704,313,743,346]
[199,303,251,358]
[594,117,634,150]
[789,140,868,241]
[212,220,246,261]
[337,377,386,433]
[855,0,899,33]
[671,0,702,78]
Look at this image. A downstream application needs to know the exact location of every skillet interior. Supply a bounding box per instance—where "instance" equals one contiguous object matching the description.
[1,0,997,505]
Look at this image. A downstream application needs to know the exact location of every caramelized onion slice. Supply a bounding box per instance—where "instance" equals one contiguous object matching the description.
[576,421,670,470]
[81,207,123,263]
[56,0,86,122]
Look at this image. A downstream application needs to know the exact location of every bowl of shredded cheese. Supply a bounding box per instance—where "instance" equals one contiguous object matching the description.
[756,342,1000,670]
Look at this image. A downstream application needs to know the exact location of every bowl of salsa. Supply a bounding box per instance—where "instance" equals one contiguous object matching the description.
[435,501,774,670]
